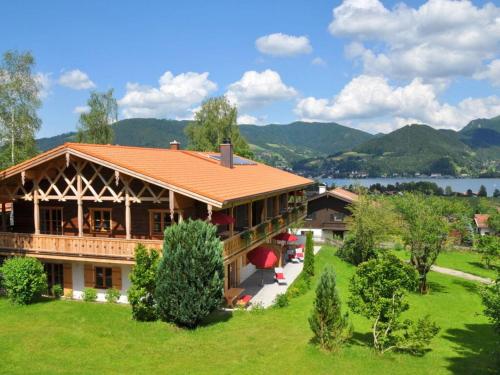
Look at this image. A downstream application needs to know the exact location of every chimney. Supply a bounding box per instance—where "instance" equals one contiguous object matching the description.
[169,140,180,150]
[220,138,233,168]
[318,184,327,194]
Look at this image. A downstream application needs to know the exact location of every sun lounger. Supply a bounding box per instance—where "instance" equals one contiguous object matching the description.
[274,267,287,284]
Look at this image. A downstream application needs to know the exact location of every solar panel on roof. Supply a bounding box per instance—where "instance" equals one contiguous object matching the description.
[208,155,257,165]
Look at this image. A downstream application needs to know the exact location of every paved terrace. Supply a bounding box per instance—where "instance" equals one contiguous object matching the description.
[239,245,321,308]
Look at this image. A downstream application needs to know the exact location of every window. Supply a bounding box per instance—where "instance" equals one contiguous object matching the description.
[90,209,112,233]
[95,267,112,289]
[330,212,345,222]
[150,210,178,236]
[41,207,63,234]
[44,263,64,293]
[306,212,316,221]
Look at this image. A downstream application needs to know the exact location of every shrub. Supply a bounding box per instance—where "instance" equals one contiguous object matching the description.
[64,289,73,299]
[476,235,499,269]
[273,293,289,308]
[105,288,121,303]
[0,257,47,305]
[128,244,160,321]
[287,274,311,298]
[309,266,351,351]
[303,231,315,278]
[156,219,224,328]
[348,254,439,354]
[83,287,97,302]
[52,284,63,299]
[481,277,500,335]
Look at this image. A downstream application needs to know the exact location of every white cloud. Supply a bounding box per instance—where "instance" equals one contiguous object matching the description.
[73,105,90,114]
[35,72,52,99]
[311,57,326,66]
[58,69,96,90]
[330,0,500,80]
[475,59,500,87]
[237,114,267,125]
[119,71,217,118]
[295,74,500,132]
[255,33,312,57]
[226,69,297,110]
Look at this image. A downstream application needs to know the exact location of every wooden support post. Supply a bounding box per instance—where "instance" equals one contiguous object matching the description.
[207,204,213,222]
[33,180,40,235]
[77,167,83,237]
[1,202,6,232]
[247,201,252,228]
[125,190,131,240]
[229,206,234,237]
[169,190,175,221]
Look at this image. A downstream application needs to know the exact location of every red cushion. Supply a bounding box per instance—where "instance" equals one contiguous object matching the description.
[276,272,285,279]
[240,294,252,303]
[296,252,304,258]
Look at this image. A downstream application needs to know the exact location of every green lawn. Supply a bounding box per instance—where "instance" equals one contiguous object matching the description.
[393,248,497,280]
[0,247,497,374]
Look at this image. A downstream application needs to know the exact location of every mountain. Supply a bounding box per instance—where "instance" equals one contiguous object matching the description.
[36,119,373,167]
[293,122,500,177]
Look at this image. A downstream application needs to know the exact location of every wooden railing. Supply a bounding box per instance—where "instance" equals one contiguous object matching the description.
[222,204,307,260]
[0,232,162,261]
[0,204,306,263]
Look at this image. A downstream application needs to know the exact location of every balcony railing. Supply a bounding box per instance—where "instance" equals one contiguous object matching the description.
[0,204,307,263]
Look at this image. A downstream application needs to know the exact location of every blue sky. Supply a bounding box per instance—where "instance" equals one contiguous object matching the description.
[2,0,499,137]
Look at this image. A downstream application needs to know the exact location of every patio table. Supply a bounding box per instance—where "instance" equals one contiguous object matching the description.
[224,287,244,308]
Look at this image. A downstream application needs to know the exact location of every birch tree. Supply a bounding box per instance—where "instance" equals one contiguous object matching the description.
[76,89,117,144]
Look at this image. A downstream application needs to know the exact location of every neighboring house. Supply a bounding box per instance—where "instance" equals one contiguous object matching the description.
[295,187,358,241]
[0,141,312,302]
[474,214,492,236]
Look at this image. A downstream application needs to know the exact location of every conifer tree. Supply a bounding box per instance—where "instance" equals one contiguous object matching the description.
[309,266,351,351]
[303,231,315,278]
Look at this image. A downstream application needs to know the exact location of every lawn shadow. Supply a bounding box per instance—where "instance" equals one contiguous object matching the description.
[200,309,233,327]
[443,323,498,375]
[468,261,498,274]
[348,331,372,348]
[452,279,480,294]
[427,281,448,294]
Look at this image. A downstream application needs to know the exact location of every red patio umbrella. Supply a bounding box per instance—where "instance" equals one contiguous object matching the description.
[247,246,278,269]
[211,211,236,225]
[273,232,298,242]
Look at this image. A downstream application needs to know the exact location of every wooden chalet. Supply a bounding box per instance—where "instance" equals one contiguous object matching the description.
[0,140,312,302]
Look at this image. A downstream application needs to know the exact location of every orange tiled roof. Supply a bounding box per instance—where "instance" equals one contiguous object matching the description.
[474,214,490,229]
[329,187,359,203]
[0,143,313,206]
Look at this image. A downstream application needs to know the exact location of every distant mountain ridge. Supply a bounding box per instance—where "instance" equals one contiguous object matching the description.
[36,116,500,177]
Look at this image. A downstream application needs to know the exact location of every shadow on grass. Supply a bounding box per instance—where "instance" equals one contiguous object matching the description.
[349,331,373,347]
[452,279,480,294]
[427,281,449,294]
[468,261,498,274]
[200,309,233,327]
[443,323,498,375]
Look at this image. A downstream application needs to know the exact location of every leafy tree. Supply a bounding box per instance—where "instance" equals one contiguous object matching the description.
[338,195,395,265]
[0,50,41,168]
[309,266,351,351]
[155,219,224,328]
[444,186,453,196]
[185,96,253,158]
[488,212,500,234]
[481,276,500,334]
[348,254,439,354]
[493,189,500,198]
[76,89,117,144]
[395,194,449,293]
[476,235,499,269]
[303,231,315,278]
[478,185,488,197]
[128,244,160,321]
[0,257,47,304]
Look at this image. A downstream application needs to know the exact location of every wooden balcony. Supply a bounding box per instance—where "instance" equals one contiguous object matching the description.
[0,205,307,264]
[321,221,348,231]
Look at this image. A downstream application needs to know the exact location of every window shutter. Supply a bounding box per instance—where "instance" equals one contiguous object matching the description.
[63,263,72,291]
[84,264,94,288]
[112,267,122,290]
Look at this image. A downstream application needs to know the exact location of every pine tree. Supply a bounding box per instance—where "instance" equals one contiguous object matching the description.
[155,219,224,328]
[303,231,315,278]
[309,266,351,351]
[478,185,487,197]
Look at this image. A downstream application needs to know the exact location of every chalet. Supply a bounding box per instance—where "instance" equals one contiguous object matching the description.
[474,214,492,236]
[0,141,312,302]
[296,186,358,242]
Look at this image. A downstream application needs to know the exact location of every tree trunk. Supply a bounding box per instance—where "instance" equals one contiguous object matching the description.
[419,273,428,294]
[11,111,15,165]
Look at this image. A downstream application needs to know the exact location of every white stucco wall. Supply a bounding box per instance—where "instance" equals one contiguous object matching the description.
[240,263,256,283]
[293,228,324,241]
[69,263,130,304]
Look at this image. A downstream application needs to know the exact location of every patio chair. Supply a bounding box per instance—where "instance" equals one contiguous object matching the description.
[274,267,287,285]
[236,294,252,308]
[287,250,299,263]
[295,250,304,262]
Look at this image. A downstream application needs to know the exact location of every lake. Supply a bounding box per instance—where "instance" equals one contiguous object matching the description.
[320,177,500,196]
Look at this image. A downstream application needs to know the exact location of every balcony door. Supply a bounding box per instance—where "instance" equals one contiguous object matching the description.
[40,207,63,235]
[44,263,64,294]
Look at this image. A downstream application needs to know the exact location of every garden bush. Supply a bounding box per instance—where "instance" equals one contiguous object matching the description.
[83,287,97,302]
[0,257,47,304]
[51,284,63,299]
[156,219,224,328]
[105,288,121,303]
[273,293,289,308]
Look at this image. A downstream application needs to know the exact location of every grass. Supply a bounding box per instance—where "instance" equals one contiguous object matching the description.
[0,246,497,374]
[393,248,497,280]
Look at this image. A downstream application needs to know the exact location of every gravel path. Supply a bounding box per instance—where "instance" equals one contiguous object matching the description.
[431,265,493,284]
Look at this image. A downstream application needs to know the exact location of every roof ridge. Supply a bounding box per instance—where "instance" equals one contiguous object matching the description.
[66,142,174,152]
